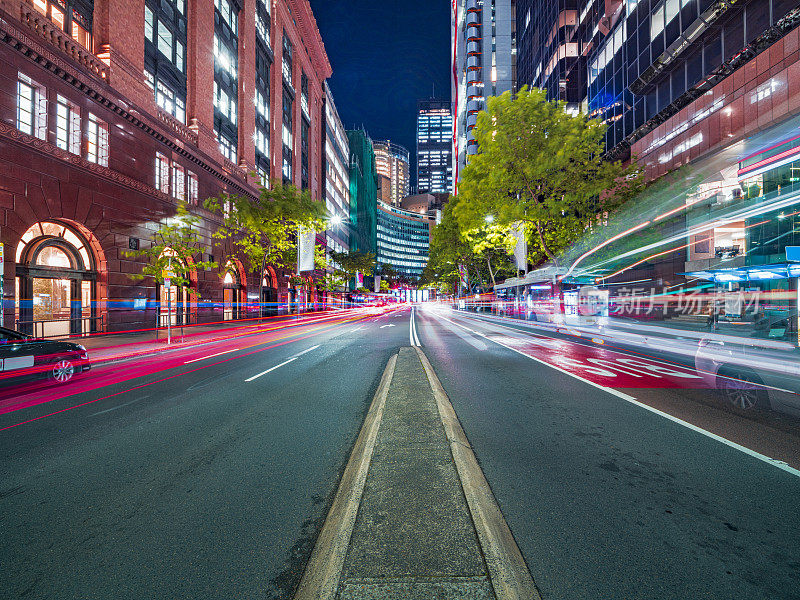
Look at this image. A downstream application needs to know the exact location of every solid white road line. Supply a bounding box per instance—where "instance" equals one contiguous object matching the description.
[245,345,320,382]
[428,310,800,479]
[409,307,421,346]
[184,349,238,364]
[89,396,149,417]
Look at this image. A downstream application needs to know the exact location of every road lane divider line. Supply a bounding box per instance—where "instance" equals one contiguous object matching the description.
[183,349,238,364]
[245,345,320,382]
[434,312,800,479]
[409,307,421,347]
[89,395,149,417]
[293,353,398,600]
[414,346,541,600]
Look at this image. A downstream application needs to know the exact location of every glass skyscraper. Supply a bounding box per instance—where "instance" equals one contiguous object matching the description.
[417,99,453,195]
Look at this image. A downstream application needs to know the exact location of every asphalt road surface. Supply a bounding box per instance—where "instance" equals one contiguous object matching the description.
[2,304,799,599]
[0,307,409,599]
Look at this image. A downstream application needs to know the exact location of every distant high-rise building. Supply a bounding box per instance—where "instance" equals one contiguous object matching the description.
[372,140,410,206]
[347,129,378,257]
[451,0,515,193]
[377,201,433,280]
[416,99,453,195]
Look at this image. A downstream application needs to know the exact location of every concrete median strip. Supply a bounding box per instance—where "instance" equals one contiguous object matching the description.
[294,347,540,600]
[415,347,541,600]
[293,353,398,600]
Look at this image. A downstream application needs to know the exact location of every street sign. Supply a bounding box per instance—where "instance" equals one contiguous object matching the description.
[787,247,800,262]
[162,268,176,279]
[164,278,171,288]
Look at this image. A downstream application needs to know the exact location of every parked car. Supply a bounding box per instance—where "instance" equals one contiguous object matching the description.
[695,334,800,416]
[0,327,90,386]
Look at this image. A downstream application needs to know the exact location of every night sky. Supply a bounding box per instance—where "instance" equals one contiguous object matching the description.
[308,0,451,186]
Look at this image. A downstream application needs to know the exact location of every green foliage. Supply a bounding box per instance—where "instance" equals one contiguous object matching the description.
[123,202,217,295]
[205,180,327,275]
[454,87,643,268]
[329,250,376,278]
[375,263,400,286]
[422,197,517,292]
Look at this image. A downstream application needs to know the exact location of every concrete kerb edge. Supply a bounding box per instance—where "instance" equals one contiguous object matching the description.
[292,352,399,600]
[414,346,542,600]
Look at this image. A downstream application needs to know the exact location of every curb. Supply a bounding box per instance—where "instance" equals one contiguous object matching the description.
[415,346,542,600]
[293,353,398,600]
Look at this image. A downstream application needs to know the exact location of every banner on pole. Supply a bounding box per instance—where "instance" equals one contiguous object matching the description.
[374,275,381,293]
[297,226,315,272]
[356,271,364,288]
[458,263,468,292]
[512,222,527,272]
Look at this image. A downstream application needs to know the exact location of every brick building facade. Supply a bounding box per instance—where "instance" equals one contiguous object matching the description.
[0,0,333,335]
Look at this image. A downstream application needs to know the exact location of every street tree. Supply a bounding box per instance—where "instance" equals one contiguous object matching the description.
[329,250,376,282]
[205,180,327,278]
[423,196,518,292]
[454,87,642,268]
[124,201,217,294]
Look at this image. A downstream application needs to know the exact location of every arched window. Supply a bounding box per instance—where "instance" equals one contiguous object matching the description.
[222,261,242,321]
[260,267,278,317]
[15,221,96,337]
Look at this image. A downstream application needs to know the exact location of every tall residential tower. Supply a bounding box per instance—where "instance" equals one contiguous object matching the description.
[451,0,515,192]
[372,140,410,206]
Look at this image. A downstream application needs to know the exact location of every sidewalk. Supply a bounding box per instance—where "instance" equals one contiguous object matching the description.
[76,312,342,363]
[295,347,538,599]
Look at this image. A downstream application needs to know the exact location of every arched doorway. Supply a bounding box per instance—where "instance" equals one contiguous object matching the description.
[15,221,97,337]
[222,261,243,321]
[261,267,278,317]
[158,248,192,327]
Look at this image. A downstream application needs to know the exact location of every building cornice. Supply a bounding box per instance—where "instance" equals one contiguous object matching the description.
[287,0,332,79]
[0,6,258,200]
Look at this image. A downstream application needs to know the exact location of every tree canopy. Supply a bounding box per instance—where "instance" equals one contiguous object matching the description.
[124,202,217,294]
[422,197,517,293]
[205,180,327,276]
[454,87,642,268]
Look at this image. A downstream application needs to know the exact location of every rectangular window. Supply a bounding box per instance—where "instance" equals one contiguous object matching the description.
[50,4,65,30]
[175,40,184,72]
[156,152,170,194]
[56,95,81,154]
[215,0,237,35]
[255,89,269,120]
[86,113,109,166]
[33,0,47,14]
[172,163,185,201]
[218,135,236,162]
[157,21,173,58]
[187,171,198,205]
[145,6,154,40]
[283,33,293,83]
[651,5,664,39]
[17,74,47,140]
[71,21,91,50]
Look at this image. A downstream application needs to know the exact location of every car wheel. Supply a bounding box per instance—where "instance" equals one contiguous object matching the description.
[50,358,76,384]
[717,369,768,411]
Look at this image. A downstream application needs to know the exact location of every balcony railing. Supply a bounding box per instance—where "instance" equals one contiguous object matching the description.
[18,2,110,82]
[157,109,199,145]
